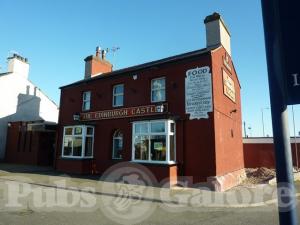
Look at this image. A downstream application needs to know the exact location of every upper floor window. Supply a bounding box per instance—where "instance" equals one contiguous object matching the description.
[62,125,94,158]
[82,91,91,111]
[151,77,165,102]
[113,84,124,107]
[112,130,123,159]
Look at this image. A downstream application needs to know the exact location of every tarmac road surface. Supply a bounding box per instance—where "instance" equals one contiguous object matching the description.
[0,163,299,225]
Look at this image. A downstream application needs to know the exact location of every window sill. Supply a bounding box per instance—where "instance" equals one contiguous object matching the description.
[150,100,166,104]
[60,157,94,160]
[112,105,124,108]
[130,160,177,166]
[112,158,123,160]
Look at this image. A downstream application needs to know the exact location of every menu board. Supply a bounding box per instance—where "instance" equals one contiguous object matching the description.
[185,66,212,119]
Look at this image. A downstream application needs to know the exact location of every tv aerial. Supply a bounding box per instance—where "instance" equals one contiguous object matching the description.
[97,46,120,70]
[96,46,120,58]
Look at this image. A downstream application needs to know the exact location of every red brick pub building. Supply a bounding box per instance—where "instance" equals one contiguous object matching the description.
[55,13,244,191]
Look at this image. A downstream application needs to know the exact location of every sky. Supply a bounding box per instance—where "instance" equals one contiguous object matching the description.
[0,0,299,137]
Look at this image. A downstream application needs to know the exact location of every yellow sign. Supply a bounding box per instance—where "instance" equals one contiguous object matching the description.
[223,70,236,102]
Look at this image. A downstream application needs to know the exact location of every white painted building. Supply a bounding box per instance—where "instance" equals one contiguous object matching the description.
[0,54,59,158]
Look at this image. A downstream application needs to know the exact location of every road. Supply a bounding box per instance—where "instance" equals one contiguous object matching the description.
[0,164,298,225]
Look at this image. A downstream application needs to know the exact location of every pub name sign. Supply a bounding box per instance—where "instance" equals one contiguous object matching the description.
[80,103,168,121]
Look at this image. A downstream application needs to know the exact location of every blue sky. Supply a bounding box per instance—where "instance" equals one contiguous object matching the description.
[0,0,299,137]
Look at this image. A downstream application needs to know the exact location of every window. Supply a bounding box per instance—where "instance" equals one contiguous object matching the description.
[112,130,123,159]
[151,77,166,102]
[113,84,124,107]
[132,120,175,163]
[82,91,91,111]
[62,126,94,158]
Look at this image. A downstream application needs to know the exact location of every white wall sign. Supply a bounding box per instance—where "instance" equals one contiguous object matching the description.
[185,66,212,119]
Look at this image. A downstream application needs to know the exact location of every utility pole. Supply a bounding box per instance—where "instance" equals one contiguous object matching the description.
[261,108,265,137]
[261,107,270,137]
[243,121,247,138]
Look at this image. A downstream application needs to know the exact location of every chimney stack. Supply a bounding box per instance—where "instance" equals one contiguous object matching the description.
[7,53,30,79]
[204,12,231,56]
[84,47,113,79]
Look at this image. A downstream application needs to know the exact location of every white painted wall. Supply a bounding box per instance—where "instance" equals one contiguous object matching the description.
[0,57,58,159]
[8,57,30,79]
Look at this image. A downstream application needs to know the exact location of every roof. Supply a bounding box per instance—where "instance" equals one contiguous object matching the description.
[27,79,59,107]
[60,44,221,89]
[0,71,58,107]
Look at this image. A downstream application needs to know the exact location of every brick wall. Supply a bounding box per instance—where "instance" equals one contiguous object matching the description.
[5,121,56,166]
[243,138,300,168]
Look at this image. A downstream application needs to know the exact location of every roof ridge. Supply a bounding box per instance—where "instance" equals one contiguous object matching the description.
[61,45,221,89]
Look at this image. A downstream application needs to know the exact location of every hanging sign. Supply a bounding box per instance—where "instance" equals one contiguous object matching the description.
[185,66,213,119]
[280,0,300,105]
[263,0,300,105]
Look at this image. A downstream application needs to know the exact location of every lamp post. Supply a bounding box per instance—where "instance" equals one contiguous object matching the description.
[243,121,247,138]
[261,107,270,137]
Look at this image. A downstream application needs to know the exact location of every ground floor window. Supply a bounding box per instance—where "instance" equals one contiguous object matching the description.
[112,130,123,159]
[62,125,94,158]
[132,120,175,163]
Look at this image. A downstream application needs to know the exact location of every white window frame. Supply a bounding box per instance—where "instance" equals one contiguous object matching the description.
[131,119,175,164]
[112,130,123,159]
[82,91,91,111]
[113,84,124,107]
[151,77,166,103]
[62,125,94,159]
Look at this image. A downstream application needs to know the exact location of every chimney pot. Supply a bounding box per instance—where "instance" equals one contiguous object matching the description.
[95,46,101,58]
[101,49,106,60]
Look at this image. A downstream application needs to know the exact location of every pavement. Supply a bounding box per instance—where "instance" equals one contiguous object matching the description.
[0,163,299,225]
